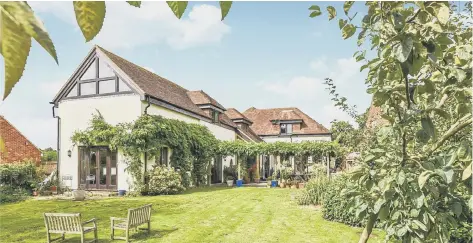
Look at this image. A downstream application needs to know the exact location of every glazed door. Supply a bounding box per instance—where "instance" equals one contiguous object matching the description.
[79,147,117,190]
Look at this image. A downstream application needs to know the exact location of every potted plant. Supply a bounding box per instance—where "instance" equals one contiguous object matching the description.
[280,180,286,188]
[286,180,292,189]
[298,181,305,189]
[226,176,234,187]
[291,179,298,189]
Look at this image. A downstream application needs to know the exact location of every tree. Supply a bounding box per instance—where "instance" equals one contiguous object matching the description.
[41,147,57,162]
[312,1,472,242]
[0,1,233,100]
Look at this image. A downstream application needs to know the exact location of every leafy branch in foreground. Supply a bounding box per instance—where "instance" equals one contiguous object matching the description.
[0,1,233,100]
[311,1,472,242]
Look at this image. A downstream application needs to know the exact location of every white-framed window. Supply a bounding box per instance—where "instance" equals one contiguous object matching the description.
[280,123,293,135]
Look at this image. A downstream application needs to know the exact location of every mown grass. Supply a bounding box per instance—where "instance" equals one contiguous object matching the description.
[0,187,384,242]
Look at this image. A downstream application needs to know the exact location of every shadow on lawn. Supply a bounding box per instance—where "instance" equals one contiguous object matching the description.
[180,185,233,195]
[59,228,178,242]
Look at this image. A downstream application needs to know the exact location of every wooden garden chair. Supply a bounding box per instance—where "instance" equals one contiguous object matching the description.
[43,213,97,243]
[110,204,152,242]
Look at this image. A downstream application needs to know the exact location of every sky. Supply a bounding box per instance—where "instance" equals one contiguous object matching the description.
[0,1,372,149]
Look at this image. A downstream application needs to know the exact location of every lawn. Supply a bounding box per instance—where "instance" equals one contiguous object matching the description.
[0,187,384,242]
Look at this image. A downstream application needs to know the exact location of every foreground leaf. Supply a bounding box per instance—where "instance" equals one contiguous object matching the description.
[421,116,436,140]
[395,36,413,63]
[342,24,356,39]
[0,2,57,63]
[1,6,32,99]
[327,6,336,20]
[167,1,188,19]
[219,1,232,21]
[418,171,433,188]
[309,5,321,18]
[462,163,472,181]
[126,1,141,8]
[73,1,106,42]
[343,1,354,15]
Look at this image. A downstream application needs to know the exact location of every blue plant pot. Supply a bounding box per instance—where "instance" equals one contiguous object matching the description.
[118,190,126,196]
[271,180,278,188]
[236,179,243,187]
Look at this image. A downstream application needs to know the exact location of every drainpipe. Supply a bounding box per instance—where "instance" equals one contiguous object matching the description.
[143,95,151,189]
[144,95,151,115]
[51,105,60,185]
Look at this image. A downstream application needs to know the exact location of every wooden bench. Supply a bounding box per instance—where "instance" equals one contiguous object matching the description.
[43,213,97,243]
[111,204,152,242]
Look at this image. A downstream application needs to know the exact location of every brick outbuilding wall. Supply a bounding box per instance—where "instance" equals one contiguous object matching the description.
[0,116,41,164]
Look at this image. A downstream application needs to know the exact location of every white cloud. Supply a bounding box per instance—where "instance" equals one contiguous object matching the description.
[309,57,328,72]
[31,2,231,50]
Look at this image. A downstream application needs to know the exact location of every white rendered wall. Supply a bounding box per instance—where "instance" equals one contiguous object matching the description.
[58,94,142,190]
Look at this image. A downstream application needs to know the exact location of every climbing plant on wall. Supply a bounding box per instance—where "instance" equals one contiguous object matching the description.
[71,112,219,192]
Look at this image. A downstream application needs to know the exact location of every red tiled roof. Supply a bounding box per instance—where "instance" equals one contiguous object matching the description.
[0,116,41,164]
[97,46,210,119]
[187,90,226,111]
[242,107,330,136]
[225,108,252,124]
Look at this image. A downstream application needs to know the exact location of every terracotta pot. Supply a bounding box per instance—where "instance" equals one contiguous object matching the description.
[280,183,285,188]
[291,185,297,189]
[298,183,305,189]
[51,186,57,192]
[32,191,38,196]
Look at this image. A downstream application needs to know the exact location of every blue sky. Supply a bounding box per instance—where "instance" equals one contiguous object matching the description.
[0,1,371,148]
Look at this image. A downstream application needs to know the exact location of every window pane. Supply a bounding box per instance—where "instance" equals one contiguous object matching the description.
[79,148,88,185]
[287,124,293,134]
[80,82,96,96]
[80,60,96,80]
[88,151,97,185]
[161,148,168,166]
[99,149,107,185]
[110,152,117,186]
[66,84,78,97]
[118,78,131,92]
[280,124,287,134]
[99,79,115,94]
[98,58,115,78]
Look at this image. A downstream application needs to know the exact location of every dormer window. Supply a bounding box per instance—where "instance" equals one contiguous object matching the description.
[280,123,293,135]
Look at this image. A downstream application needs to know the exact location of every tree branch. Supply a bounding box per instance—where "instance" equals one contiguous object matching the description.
[429,114,472,154]
[406,9,421,23]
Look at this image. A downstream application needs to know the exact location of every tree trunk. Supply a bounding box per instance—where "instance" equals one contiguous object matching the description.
[358,213,378,243]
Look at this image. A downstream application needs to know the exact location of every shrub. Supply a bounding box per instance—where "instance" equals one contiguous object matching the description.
[450,221,472,243]
[322,175,362,227]
[0,185,30,203]
[297,173,330,206]
[0,162,39,191]
[223,165,236,181]
[147,166,185,195]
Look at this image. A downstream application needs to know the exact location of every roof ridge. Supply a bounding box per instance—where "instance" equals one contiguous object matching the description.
[97,46,190,92]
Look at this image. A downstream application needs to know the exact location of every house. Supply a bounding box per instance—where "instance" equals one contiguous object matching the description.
[0,116,41,164]
[242,107,331,178]
[242,107,331,142]
[51,46,241,191]
[224,108,263,143]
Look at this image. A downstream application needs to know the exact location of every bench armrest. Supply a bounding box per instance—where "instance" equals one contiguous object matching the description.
[82,218,97,226]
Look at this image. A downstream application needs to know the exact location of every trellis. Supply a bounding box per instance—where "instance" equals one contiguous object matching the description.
[217,140,345,180]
